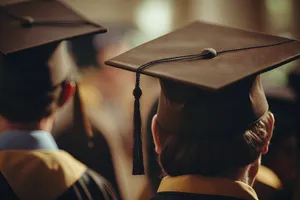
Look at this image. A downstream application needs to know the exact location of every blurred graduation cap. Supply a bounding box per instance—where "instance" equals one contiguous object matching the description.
[69,24,134,69]
[0,0,106,92]
[105,21,300,175]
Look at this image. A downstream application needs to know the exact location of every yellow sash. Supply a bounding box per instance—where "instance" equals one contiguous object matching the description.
[0,150,86,200]
[158,175,258,200]
[255,165,282,189]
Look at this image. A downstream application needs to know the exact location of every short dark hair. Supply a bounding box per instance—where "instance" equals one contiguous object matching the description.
[0,83,64,122]
[157,112,272,177]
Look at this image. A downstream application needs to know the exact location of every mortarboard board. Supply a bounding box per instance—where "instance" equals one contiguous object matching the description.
[0,0,106,54]
[0,0,107,92]
[105,21,300,175]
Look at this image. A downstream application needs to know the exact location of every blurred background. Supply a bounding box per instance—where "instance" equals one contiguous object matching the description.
[1,0,299,200]
[62,0,300,87]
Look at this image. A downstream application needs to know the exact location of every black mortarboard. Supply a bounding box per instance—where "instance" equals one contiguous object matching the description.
[0,0,106,92]
[105,21,300,175]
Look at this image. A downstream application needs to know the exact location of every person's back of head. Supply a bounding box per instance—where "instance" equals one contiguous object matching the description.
[151,77,275,180]
[0,42,75,125]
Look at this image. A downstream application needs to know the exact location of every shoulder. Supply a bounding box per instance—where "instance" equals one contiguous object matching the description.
[0,150,87,200]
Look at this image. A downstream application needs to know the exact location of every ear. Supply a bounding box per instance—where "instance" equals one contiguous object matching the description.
[262,112,275,155]
[59,81,76,107]
[152,114,162,154]
[0,115,8,132]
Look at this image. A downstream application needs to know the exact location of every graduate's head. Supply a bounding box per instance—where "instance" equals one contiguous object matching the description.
[0,42,76,123]
[0,0,106,123]
[104,21,300,175]
[151,76,275,177]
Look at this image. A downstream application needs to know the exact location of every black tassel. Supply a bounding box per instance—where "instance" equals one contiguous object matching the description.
[132,72,145,175]
[73,85,94,148]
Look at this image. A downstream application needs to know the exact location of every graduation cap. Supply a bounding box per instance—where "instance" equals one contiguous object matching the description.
[0,0,107,92]
[105,21,300,175]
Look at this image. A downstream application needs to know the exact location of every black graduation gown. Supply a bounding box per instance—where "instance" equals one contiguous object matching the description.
[0,150,117,200]
[54,87,122,200]
[55,125,120,199]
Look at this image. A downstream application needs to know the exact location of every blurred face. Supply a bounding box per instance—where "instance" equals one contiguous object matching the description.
[94,42,136,100]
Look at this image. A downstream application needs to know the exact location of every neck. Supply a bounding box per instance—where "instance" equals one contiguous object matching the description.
[0,115,55,133]
[225,158,260,186]
[234,166,252,186]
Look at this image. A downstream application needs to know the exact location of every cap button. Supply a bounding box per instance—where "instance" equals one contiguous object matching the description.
[20,16,34,28]
[201,48,217,59]
[133,87,142,98]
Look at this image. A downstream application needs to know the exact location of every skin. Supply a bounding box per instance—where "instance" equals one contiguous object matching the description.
[0,82,74,134]
[151,113,275,186]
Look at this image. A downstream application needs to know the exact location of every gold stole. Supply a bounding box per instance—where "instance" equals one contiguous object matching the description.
[158,175,259,200]
[0,150,86,200]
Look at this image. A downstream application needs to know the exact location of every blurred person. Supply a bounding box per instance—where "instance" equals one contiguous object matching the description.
[0,1,117,199]
[254,166,282,200]
[104,21,300,200]
[288,65,300,200]
[54,26,156,200]
[93,27,136,144]
[256,86,298,200]
[53,34,122,200]
[70,34,99,69]
[91,27,157,200]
